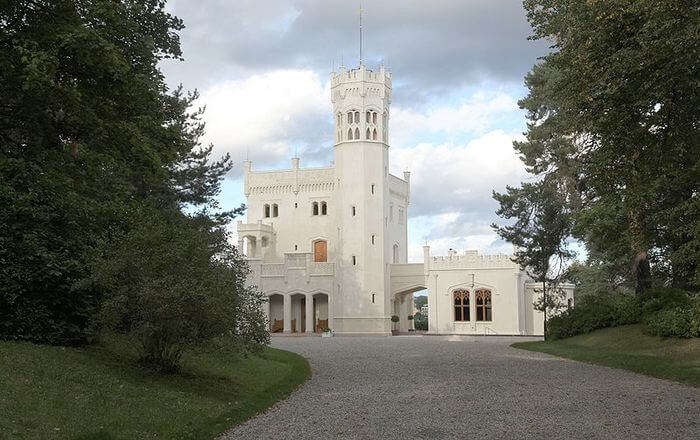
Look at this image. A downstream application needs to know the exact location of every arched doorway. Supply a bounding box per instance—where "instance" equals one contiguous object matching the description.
[313,293,329,332]
[268,294,284,332]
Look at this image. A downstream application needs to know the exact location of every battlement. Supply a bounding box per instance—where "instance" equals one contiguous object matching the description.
[330,64,391,87]
[429,250,519,270]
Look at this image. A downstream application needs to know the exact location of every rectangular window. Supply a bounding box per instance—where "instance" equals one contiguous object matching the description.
[352,256,356,266]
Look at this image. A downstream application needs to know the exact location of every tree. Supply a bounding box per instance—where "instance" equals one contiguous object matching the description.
[511,0,699,296]
[414,295,427,310]
[0,0,259,352]
[493,178,573,338]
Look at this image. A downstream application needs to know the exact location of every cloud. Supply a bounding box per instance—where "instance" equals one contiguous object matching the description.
[197,69,333,175]
[162,0,548,104]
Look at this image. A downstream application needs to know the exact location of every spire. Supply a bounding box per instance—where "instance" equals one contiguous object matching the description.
[359,1,363,66]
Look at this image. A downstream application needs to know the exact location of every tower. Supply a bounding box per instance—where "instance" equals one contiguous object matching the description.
[331,64,393,333]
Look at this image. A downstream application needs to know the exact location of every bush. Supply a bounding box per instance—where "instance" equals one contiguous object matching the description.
[390,315,400,323]
[546,292,641,340]
[644,307,698,338]
[94,211,268,373]
[413,312,428,331]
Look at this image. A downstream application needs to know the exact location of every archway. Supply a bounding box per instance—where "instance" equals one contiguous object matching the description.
[268,294,284,332]
[313,293,329,332]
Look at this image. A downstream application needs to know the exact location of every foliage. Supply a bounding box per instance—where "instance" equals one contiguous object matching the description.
[390,315,400,323]
[93,209,267,372]
[0,0,259,355]
[0,338,310,439]
[407,315,414,320]
[513,325,700,386]
[500,0,700,296]
[414,295,428,310]
[413,312,428,331]
[644,307,698,338]
[547,292,641,340]
[493,178,573,338]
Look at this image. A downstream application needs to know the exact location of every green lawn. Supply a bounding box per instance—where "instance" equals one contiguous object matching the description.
[0,338,310,439]
[512,325,700,387]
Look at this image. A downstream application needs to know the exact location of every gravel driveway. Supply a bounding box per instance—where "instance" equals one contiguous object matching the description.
[221,335,699,440]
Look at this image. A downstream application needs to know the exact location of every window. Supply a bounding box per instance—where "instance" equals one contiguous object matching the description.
[312,201,319,215]
[372,129,377,140]
[354,127,360,140]
[393,243,399,263]
[294,202,298,208]
[347,112,352,124]
[264,204,270,218]
[454,289,470,321]
[475,289,492,321]
[371,293,375,304]
[354,111,359,123]
[351,205,356,216]
[272,204,278,217]
[366,128,371,140]
[373,112,377,124]
[337,113,341,125]
[352,255,356,265]
[294,244,298,251]
[313,240,327,262]
[347,128,353,140]
[366,111,371,123]
[321,201,327,215]
[371,234,375,245]
[371,184,375,194]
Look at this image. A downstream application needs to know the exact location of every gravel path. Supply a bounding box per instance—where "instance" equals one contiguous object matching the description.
[221,335,699,440]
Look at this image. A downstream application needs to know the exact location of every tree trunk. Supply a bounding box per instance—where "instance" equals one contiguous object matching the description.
[628,209,651,296]
[542,279,547,341]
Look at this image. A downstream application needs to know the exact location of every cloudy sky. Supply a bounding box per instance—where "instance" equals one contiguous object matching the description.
[161,0,549,262]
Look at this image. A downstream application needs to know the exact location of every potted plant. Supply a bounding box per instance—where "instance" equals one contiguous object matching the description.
[407,314,414,332]
[321,327,333,338]
[390,315,400,335]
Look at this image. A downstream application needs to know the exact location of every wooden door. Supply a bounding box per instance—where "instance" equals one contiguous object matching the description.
[313,240,327,262]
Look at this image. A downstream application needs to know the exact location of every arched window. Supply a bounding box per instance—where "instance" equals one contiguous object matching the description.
[454,289,470,321]
[371,184,375,194]
[321,201,327,215]
[366,128,371,140]
[337,113,341,125]
[264,204,270,218]
[372,128,377,140]
[354,111,360,123]
[354,127,360,140]
[393,243,399,263]
[373,112,377,124]
[366,111,371,123]
[475,289,492,321]
[313,240,327,262]
[347,112,352,124]
[272,204,278,217]
[351,205,356,216]
[370,234,375,245]
[312,202,319,215]
[348,128,353,140]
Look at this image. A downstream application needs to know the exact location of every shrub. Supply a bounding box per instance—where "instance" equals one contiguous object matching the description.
[94,211,268,373]
[413,312,428,330]
[644,307,697,338]
[390,315,400,323]
[546,292,640,340]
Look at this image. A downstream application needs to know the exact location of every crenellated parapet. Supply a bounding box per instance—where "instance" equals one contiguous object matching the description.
[428,250,520,270]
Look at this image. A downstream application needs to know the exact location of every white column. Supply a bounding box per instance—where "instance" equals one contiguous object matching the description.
[283,294,291,333]
[305,294,314,333]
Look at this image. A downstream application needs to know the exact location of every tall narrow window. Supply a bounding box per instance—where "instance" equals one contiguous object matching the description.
[352,255,356,265]
[454,289,470,321]
[313,240,327,262]
[371,184,375,194]
[312,202,319,215]
[337,114,341,125]
[354,111,360,123]
[347,128,353,140]
[321,201,327,215]
[272,204,279,217]
[393,244,399,263]
[475,289,492,321]
[366,128,371,140]
[373,129,377,140]
[351,206,356,216]
[264,204,270,218]
[371,234,375,245]
[347,112,352,124]
[373,112,377,124]
[371,293,375,303]
[354,127,360,140]
[366,111,371,123]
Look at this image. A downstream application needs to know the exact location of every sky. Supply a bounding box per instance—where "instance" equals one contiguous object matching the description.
[161,0,551,263]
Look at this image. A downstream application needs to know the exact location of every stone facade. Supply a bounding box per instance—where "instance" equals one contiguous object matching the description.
[237,64,573,336]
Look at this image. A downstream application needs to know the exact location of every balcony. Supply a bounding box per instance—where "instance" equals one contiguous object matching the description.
[259,252,335,278]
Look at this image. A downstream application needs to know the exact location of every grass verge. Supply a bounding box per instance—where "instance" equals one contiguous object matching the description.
[0,338,310,439]
[512,324,699,387]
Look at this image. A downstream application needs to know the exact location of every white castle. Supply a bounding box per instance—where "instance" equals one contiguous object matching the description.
[237,64,573,336]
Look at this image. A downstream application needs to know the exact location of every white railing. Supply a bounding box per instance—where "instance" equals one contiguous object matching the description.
[309,262,334,276]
